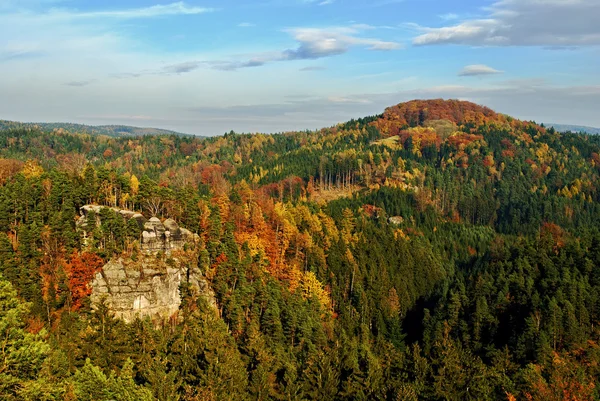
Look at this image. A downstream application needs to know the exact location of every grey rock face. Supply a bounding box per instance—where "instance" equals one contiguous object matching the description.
[91,255,215,323]
[79,205,214,323]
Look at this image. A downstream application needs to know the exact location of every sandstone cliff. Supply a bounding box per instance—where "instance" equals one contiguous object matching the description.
[77,205,215,323]
[90,251,215,323]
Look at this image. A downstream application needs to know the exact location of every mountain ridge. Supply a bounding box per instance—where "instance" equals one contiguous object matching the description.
[545,123,600,135]
[0,119,194,138]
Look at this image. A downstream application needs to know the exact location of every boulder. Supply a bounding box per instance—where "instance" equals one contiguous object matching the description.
[388,216,404,225]
[163,218,181,237]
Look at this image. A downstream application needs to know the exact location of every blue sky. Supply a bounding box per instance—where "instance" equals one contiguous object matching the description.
[1,0,599,135]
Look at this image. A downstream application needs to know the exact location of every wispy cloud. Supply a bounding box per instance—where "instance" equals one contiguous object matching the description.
[284,26,400,58]
[44,2,213,20]
[128,25,402,73]
[459,64,503,76]
[439,13,459,21]
[300,65,327,71]
[216,25,401,70]
[162,61,202,74]
[238,22,255,27]
[303,0,335,5]
[328,96,371,104]
[413,0,600,46]
[64,79,95,87]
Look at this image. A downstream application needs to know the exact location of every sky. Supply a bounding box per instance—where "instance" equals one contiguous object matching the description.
[1,0,599,135]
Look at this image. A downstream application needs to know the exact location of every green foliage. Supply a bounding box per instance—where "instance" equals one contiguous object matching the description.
[2,100,600,399]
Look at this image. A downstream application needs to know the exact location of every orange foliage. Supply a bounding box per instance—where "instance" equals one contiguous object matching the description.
[362,204,382,218]
[372,99,502,136]
[447,133,484,149]
[398,127,442,151]
[483,154,495,167]
[207,252,228,281]
[66,251,104,310]
[0,158,24,184]
[200,164,231,196]
[541,222,565,252]
[524,352,596,401]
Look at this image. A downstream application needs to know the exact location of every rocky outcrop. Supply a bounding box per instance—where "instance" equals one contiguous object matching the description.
[91,253,215,323]
[388,216,404,225]
[77,205,198,253]
[79,205,215,323]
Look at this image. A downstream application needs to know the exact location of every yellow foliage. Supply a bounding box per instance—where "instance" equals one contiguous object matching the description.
[22,160,44,179]
[130,174,140,195]
[300,271,331,310]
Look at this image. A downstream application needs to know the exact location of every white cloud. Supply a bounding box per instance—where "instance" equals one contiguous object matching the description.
[303,0,335,5]
[327,96,371,104]
[300,65,327,71]
[459,64,503,76]
[286,26,401,57]
[413,0,600,46]
[44,2,213,20]
[158,25,402,72]
[439,13,459,21]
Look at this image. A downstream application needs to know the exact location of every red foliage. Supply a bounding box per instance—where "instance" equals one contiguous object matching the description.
[541,222,566,252]
[66,252,104,310]
[179,142,197,157]
[447,133,484,149]
[372,99,502,136]
[483,155,495,167]
[502,149,516,158]
[362,204,382,218]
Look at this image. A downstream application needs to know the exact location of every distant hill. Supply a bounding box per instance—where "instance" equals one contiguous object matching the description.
[546,123,600,135]
[0,119,192,138]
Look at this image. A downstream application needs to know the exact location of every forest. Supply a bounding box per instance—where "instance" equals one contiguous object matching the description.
[1,99,600,400]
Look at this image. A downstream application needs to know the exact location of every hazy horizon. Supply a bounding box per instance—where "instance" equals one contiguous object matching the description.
[1,0,599,135]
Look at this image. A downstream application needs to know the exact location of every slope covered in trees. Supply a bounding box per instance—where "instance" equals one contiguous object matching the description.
[1,99,600,400]
[0,119,191,138]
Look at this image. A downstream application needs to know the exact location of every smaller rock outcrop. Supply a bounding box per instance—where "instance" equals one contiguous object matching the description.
[388,216,404,225]
[77,205,198,253]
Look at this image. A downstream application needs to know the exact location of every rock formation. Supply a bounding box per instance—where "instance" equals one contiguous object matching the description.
[77,205,215,323]
[77,205,198,252]
[90,253,215,323]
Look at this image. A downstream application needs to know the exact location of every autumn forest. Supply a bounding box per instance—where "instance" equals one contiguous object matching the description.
[2,99,600,400]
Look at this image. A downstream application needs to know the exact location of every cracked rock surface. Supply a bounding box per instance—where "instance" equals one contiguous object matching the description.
[78,205,215,323]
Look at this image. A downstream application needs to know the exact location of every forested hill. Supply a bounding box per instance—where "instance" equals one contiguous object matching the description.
[0,119,192,137]
[2,99,600,400]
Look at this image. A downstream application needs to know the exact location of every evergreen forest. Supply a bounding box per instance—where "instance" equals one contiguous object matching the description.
[1,99,600,400]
